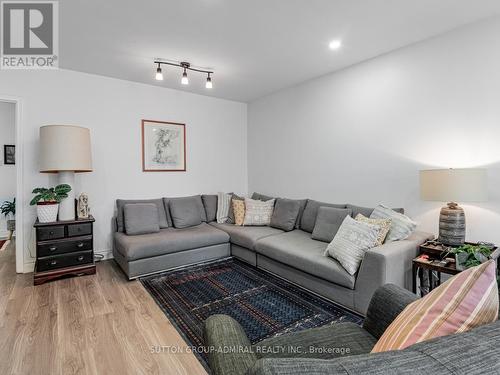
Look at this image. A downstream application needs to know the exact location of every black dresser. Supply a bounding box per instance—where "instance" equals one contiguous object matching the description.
[34,216,96,285]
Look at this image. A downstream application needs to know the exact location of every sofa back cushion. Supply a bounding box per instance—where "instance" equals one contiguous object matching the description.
[311,207,352,242]
[251,192,275,201]
[300,200,347,233]
[169,196,204,228]
[123,203,160,235]
[372,260,499,353]
[116,198,168,232]
[270,198,301,231]
[348,204,404,218]
[202,194,218,222]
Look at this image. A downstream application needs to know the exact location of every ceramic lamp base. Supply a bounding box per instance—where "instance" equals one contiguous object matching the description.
[58,171,75,221]
[438,202,466,246]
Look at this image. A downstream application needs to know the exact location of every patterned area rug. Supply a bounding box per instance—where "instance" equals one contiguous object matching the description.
[141,258,363,368]
[0,240,8,252]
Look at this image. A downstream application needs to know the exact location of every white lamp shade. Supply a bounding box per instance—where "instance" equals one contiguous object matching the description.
[420,168,487,202]
[39,125,93,173]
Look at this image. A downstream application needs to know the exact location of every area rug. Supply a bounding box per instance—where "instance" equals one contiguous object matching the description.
[140,258,363,368]
[0,239,8,252]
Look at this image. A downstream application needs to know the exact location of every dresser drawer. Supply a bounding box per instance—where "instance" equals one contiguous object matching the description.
[37,225,65,241]
[38,238,92,257]
[37,251,93,272]
[68,223,92,237]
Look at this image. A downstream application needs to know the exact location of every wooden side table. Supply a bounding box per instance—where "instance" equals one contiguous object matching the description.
[412,240,499,295]
[34,216,96,285]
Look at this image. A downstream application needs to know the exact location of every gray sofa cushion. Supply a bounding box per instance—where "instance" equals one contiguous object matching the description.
[347,204,405,218]
[311,207,352,242]
[168,195,207,228]
[123,203,160,235]
[255,230,356,289]
[251,192,275,201]
[294,199,308,229]
[228,194,244,224]
[116,198,168,232]
[202,194,218,222]
[300,200,347,233]
[210,222,284,250]
[114,223,229,261]
[270,198,301,231]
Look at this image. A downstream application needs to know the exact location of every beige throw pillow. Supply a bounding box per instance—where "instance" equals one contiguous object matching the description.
[355,214,391,246]
[232,199,246,226]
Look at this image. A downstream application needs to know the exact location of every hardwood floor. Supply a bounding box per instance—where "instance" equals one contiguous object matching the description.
[0,241,208,375]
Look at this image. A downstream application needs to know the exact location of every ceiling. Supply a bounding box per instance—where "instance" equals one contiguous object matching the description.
[60,0,500,102]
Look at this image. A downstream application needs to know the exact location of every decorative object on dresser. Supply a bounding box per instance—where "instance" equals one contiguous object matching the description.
[420,168,487,246]
[77,192,90,219]
[142,120,186,172]
[30,184,72,223]
[39,125,93,221]
[34,215,95,285]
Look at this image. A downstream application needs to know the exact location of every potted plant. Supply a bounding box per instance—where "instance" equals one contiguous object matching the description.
[0,198,15,233]
[448,244,493,271]
[30,184,72,223]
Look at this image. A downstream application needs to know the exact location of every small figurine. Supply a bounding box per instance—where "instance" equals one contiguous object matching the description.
[77,193,90,219]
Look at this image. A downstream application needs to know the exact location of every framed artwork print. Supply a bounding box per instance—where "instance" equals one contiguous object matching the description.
[3,145,15,165]
[142,120,186,172]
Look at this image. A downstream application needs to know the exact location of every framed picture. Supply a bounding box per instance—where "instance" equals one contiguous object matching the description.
[3,145,15,165]
[142,120,186,172]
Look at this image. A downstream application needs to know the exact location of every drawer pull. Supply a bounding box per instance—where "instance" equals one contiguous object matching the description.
[49,246,57,252]
[77,243,84,248]
[49,231,54,235]
[77,256,84,261]
[50,260,57,266]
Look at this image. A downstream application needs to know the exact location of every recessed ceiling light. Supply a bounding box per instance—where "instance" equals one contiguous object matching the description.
[329,40,342,50]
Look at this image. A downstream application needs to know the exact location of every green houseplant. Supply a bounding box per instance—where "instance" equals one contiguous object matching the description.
[1,198,15,232]
[448,244,493,270]
[30,184,71,223]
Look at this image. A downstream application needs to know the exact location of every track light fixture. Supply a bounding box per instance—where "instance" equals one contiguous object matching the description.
[154,60,214,88]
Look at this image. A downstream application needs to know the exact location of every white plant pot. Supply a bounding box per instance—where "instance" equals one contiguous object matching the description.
[37,203,59,223]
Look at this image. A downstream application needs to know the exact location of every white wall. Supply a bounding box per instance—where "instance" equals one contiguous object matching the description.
[0,102,16,238]
[0,69,247,270]
[248,17,500,245]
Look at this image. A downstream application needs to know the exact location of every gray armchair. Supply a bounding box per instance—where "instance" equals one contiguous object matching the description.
[204,284,500,375]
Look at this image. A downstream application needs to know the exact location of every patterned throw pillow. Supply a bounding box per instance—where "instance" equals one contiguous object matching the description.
[324,216,382,275]
[372,260,499,353]
[355,214,391,246]
[216,192,232,224]
[243,198,275,226]
[232,199,246,226]
[370,204,416,242]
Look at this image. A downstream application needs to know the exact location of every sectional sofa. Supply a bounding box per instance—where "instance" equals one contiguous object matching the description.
[112,193,432,314]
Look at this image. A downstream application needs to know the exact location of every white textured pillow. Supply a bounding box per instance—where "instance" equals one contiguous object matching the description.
[243,198,275,226]
[370,204,416,242]
[325,216,381,275]
[216,192,232,224]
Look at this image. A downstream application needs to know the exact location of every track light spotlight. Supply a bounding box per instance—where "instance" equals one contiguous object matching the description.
[155,63,163,81]
[181,69,189,85]
[206,73,213,89]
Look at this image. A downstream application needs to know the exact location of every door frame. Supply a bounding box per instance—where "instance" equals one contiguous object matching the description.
[0,96,24,273]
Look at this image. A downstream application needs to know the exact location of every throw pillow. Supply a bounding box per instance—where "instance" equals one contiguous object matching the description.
[116,198,168,232]
[216,192,232,223]
[312,207,353,243]
[228,194,245,224]
[243,198,275,226]
[270,198,301,231]
[232,199,246,226]
[355,214,391,246]
[300,200,347,233]
[324,216,381,275]
[372,260,499,353]
[202,194,218,222]
[370,204,416,242]
[123,203,160,235]
[169,196,203,228]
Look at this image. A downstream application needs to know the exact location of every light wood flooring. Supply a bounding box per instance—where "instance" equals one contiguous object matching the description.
[0,240,208,375]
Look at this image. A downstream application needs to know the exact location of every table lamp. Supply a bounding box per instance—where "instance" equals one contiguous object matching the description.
[39,125,93,221]
[420,168,487,246]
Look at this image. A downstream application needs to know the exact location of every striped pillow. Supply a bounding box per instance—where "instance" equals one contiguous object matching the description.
[324,216,381,275]
[370,204,416,242]
[372,260,499,353]
[216,192,232,224]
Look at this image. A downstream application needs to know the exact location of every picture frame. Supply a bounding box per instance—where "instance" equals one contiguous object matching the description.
[141,120,186,172]
[3,145,15,165]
